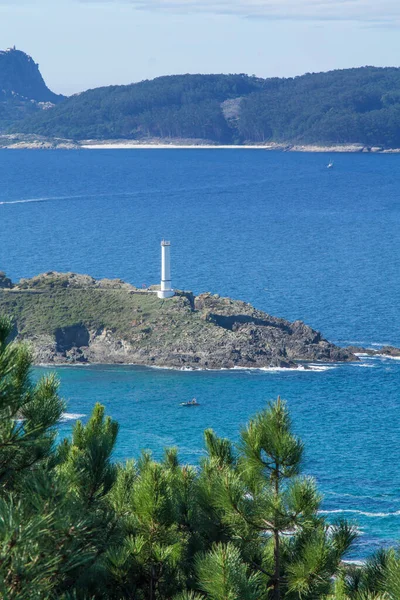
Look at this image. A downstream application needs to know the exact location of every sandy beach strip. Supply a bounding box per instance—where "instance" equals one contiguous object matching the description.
[79,142,389,152]
[80,143,276,150]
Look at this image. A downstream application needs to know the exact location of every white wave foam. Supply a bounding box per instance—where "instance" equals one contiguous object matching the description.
[326,491,377,500]
[234,365,299,372]
[53,363,339,374]
[340,340,371,346]
[37,362,91,368]
[320,509,400,518]
[39,361,340,374]
[340,341,396,348]
[232,364,337,373]
[352,353,400,364]
[149,364,304,373]
[60,412,86,422]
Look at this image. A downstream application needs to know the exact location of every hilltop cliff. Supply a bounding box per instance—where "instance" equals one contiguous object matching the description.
[0,48,64,131]
[0,272,356,369]
[0,48,62,102]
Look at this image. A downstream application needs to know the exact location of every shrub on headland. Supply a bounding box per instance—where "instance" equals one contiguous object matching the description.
[0,314,398,599]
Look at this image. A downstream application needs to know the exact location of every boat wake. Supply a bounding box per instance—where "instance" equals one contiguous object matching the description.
[0,191,136,206]
[0,194,92,205]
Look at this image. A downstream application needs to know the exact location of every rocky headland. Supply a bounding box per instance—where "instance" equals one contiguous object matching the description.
[0,134,79,150]
[0,48,64,133]
[0,272,359,369]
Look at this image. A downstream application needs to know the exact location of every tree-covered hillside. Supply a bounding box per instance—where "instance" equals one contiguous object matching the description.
[13,74,264,142]
[239,67,400,147]
[8,64,400,147]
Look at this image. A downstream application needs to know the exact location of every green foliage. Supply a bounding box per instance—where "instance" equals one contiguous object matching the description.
[204,429,236,468]
[334,548,400,600]
[196,542,262,600]
[208,397,356,600]
[0,316,64,487]
[58,403,118,503]
[0,316,119,598]
[285,521,357,598]
[0,318,397,599]
[174,592,204,600]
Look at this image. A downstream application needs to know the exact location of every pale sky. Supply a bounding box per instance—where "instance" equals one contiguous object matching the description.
[0,0,399,95]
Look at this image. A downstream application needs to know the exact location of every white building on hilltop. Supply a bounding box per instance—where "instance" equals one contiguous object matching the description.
[157,240,174,299]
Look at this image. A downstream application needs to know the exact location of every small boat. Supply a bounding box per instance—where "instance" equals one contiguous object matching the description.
[180,398,200,407]
[327,161,334,169]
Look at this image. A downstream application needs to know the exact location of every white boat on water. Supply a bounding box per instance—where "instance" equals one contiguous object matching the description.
[327,161,334,169]
[180,398,200,407]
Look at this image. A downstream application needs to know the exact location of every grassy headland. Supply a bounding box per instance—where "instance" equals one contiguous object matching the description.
[0,271,355,369]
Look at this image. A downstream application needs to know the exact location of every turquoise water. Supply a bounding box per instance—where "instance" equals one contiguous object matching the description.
[1,149,400,559]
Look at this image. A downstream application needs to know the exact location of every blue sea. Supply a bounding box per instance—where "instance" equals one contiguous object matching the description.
[1,148,400,560]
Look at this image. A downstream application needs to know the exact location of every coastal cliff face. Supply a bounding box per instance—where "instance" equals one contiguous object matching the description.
[0,48,62,103]
[0,48,64,131]
[0,272,356,369]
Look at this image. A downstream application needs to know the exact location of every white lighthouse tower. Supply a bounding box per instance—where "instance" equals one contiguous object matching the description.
[157,240,174,299]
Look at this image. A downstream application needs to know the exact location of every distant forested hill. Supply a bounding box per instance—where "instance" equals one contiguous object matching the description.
[13,74,264,142]
[9,65,400,147]
[238,67,400,147]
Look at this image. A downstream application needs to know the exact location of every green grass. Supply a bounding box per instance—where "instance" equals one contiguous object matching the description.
[0,284,212,346]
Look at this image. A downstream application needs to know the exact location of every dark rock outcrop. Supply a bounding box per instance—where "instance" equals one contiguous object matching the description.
[0,272,12,289]
[347,345,400,358]
[55,324,90,353]
[380,346,400,357]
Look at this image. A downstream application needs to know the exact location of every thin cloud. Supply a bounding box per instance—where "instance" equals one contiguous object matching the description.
[1,0,399,26]
[78,0,400,24]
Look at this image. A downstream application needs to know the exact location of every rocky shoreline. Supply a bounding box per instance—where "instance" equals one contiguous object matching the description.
[1,134,400,153]
[0,272,357,370]
[80,140,393,153]
[347,345,400,358]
